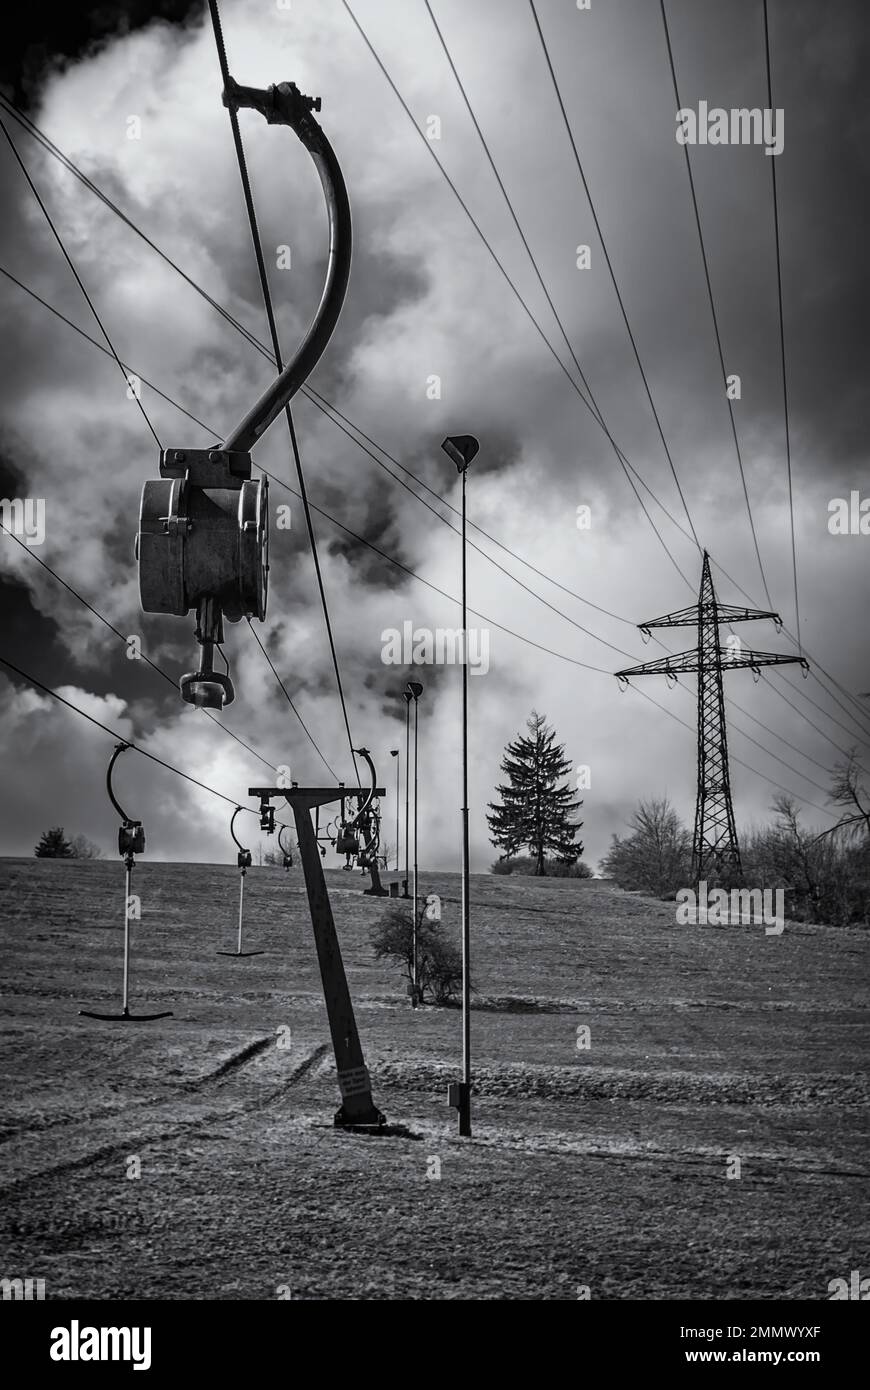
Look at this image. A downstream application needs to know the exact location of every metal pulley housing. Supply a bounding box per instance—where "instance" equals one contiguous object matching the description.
[138,448,268,622]
[336,829,359,856]
[119,821,145,857]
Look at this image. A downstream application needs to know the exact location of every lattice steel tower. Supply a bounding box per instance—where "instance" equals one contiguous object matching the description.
[615,552,808,885]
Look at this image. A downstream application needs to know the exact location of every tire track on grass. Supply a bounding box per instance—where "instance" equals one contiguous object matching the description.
[0,1034,278,1146]
[0,1041,330,1195]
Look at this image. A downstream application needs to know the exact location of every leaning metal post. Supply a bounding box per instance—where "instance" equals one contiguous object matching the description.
[252,780,387,1130]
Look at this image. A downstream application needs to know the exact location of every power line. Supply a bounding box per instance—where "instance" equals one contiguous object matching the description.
[0,650,286,827]
[526,0,701,553]
[773,670,870,749]
[0,521,281,773]
[0,260,612,675]
[2,84,866,741]
[0,517,343,782]
[6,253,868,764]
[763,0,801,656]
[207,0,359,784]
[629,683,834,818]
[0,91,687,632]
[425,0,701,557]
[658,0,773,611]
[0,114,162,450]
[0,290,840,820]
[341,3,868,760]
[760,672,867,764]
[0,71,857,816]
[6,257,864,782]
[0,93,272,366]
[340,0,694,591]
[244,619,338,780]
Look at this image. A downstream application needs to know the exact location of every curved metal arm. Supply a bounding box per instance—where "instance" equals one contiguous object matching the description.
[221,78,352,453]
[106,741,135,823]
[343,747,377,829]
[278,824,293,857]
[230,806,248,855]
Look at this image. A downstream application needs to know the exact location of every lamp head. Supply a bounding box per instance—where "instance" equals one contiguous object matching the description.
[441,434,479,473]
[407,680,423,700]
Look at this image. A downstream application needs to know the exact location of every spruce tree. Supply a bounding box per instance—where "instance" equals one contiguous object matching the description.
[487,711,583,874]
[34,827,73,858]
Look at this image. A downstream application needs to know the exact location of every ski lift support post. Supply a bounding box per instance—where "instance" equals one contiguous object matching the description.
[249,748,386,1129]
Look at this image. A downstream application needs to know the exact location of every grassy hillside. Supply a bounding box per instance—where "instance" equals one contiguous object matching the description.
[0,858,866,1299]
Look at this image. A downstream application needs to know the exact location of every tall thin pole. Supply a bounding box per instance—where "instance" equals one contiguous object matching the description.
[122,856,132,1015]
[404,696,411,896]
[237,869,245,954]
[413,697,420,1004]
[459,465,472,1137]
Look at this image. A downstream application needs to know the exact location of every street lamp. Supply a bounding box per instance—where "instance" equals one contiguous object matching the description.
[402,691,412,898]
[441,432,479,1138]
[406,679,423,1006]
[390,749,399,871]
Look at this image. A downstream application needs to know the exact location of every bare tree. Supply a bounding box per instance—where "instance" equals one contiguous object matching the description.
[69,833,103,860]
[824,749,870,843]
[600,797,691,897]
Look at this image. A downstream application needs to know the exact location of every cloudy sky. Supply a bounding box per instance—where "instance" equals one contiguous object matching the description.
[0,0,868,871]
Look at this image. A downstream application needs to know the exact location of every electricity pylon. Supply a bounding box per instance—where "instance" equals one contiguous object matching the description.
[615,551,809,885]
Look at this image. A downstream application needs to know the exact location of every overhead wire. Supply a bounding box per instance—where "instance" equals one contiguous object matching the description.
[244,618,339,780]
[0,650,290,831]
[206,0,359,782]
[2,60,866,773]
[340,0,694,590]
[0,521,281,774]
[0,114,162,450]
[525,0,701,552]
[0,86,865,737]
[658,0,773,610]
[763,0,801,655]
[4,259,863,793]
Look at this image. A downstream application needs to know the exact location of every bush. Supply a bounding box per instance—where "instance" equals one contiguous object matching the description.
[69,834,103,860]
[371,905,466,1004]
[547,860,593,879]
[492,855,593,878]
[492,856,532,875]
[600,798,691,897]
[742,797,870,927]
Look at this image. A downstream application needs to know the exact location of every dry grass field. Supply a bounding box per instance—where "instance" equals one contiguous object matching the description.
[0,857,866,1299]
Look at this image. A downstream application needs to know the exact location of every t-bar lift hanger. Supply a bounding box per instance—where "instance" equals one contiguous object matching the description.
[80,742,173,1022]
